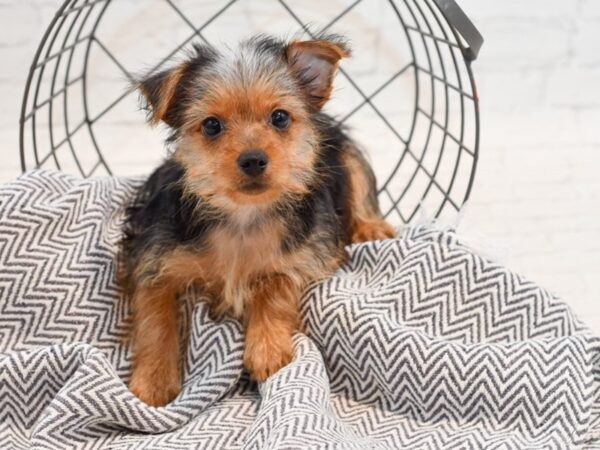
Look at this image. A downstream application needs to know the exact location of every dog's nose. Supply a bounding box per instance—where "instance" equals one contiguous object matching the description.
[237,150,268,177]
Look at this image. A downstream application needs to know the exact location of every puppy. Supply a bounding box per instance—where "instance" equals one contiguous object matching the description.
[119,34,395,406]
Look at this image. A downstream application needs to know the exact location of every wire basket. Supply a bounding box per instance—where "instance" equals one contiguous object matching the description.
[19,0,483,225]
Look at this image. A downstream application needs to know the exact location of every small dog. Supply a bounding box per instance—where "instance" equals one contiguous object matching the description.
[119,34,395,406]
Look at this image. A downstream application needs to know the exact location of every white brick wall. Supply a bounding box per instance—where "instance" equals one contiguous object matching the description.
[0,0,598,331]
[457,0,600,331]
[0,1,59,179]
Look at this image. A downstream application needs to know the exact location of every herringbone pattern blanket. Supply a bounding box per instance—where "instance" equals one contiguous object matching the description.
[1,171,599,449]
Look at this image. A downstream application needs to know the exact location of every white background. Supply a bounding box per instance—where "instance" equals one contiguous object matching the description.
[0,0,598,331]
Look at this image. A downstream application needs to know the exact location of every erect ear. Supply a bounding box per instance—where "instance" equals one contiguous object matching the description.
[137,44,219,128]
[286,37,350,110]
[137,63,189,128]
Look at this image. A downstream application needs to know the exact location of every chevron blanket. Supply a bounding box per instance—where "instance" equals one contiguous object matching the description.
[1,170,599,450]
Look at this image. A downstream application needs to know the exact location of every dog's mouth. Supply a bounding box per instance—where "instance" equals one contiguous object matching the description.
[239,181,269,195]
[227,179,281,206]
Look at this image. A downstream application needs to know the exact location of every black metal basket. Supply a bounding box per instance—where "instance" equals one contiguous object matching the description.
[19,0,483,225]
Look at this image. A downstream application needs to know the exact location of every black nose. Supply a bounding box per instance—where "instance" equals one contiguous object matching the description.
[237,150,268,177]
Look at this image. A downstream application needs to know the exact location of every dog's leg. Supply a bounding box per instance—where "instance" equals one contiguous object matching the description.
[129,281,181,406]
[243,274,299,382]
[342,143,396,243]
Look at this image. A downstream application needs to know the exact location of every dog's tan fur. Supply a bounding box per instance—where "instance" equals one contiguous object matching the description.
[120,35,394,407]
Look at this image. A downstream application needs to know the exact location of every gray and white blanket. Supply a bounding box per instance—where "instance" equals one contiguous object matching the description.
[0,171,599,449]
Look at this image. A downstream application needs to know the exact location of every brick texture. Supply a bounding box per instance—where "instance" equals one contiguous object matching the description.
[0,0,598,331]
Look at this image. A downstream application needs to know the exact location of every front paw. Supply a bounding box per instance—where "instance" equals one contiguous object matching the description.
[243,337,293,382]
[351,219,396,243]
[129,367,181,407]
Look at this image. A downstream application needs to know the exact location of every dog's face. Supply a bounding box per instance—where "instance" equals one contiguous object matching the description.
[138,36,349,217]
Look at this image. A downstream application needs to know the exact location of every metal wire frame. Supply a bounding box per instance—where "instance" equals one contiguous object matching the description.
[19,0,483,224]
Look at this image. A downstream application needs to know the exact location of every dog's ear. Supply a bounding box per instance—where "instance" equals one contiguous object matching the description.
[137,63,189,128]
[137,44,218,128]
[286,37,350,110]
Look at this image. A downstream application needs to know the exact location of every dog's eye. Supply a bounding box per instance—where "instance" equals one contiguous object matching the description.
[201,117,223,137]
[270,109,290,130]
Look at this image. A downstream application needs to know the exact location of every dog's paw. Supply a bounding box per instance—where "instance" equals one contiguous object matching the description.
[243,337,293,382]
[351,219,396,243]
[129,369,181,407]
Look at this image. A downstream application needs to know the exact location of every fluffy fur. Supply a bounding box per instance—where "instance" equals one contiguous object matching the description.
[119,34,395,406]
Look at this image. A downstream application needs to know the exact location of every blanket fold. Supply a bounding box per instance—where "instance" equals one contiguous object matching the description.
[0,171,598,449]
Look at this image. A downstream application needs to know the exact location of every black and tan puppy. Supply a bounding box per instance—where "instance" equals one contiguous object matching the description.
[119,35,395,406]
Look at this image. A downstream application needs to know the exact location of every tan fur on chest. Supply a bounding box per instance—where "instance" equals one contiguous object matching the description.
[206,220,285,317]
[158,217,312,319]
